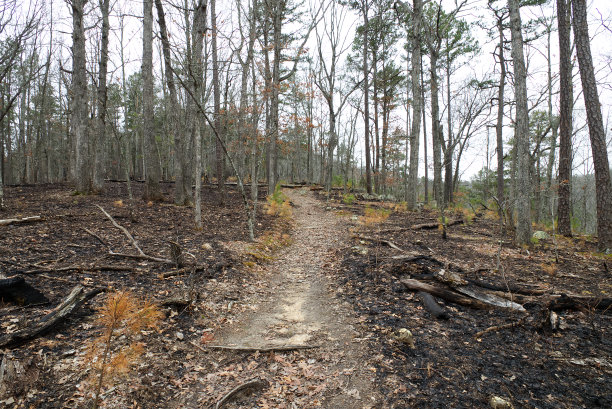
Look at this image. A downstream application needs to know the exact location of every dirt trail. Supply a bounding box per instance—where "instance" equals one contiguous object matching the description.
[215,188,378,408]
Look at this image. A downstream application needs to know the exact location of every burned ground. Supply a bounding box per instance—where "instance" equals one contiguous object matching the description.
[0,184,610,408]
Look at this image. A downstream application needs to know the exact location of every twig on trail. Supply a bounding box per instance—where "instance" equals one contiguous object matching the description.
[474,315,528,339]
[189,340,208,353]
[0,216,43,226]
[204,344,319,352]
[82,227,107,246]
[215,379,267,409]
[96,204,173,264]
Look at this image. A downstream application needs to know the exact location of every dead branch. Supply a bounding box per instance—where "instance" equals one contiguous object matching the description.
[203,344,319,352]
[410,219,463,230]
[216,379,267,409]
[160,266,209,279]
[466,278,548,296]
[96,204,173,263]
[401,278,494,310]
[95,204,145,256]
[356,235,405,252]
[22,264,135,275]
[418,291,449,319]
[82,227,107,246]
[0,285,104,348]
[108,250,173,264]
[474,315,528,338]
[548,294,612,312]
[453,286,526,311]
[0,216,43,226]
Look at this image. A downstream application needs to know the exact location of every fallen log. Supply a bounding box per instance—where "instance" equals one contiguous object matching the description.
[418,291,449,319]
[401,278,493,310]
[410,219,463,230]
[391,254,441,264]
[0,276,48,305]
[0,216,43,226]
[0,285,103,348]
[466,278,548,296]
[454,286,526,312]
[548,294,612,312]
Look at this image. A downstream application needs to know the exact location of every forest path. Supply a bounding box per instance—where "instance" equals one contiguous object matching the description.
[213,188,378,408]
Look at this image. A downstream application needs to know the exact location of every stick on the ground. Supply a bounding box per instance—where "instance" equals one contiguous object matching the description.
[216,379,266,409]
[474,315,528,339]
[0,216,43,226]
[0,285,104,348]
[108,250,173,264]
[204,344,319,352]
[82,227,107,246]
[95,204,145,256]
[22,264,135,275]
[96,204,173,264]
[356,235,405,252]
[410,219,463,230]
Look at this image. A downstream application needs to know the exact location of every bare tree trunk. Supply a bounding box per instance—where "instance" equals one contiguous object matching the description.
[71,0,91,193]
[495,13,506,221]
[191,0,206,228]
[211,0,225,201]
[93,0,110,192]
[557,0,572,236]
[155,0,189,205]
[545,22,557,223]
[362,0,372,195]
[142,0,163,201]
[572,0,612,251]
[407,0,422,210]
[430,52,442,206]
[508,0,531,245]
[421,59,428,204]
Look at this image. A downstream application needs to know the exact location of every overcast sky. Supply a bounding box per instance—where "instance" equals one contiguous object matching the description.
[26,0,612,180]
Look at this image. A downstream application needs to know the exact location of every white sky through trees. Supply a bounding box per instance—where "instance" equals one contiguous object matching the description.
[13,0,612,180]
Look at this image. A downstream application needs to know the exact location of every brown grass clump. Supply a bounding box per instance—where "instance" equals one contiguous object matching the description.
[85,291,162,409]
[541,263,558,277]
[361,206,391,226]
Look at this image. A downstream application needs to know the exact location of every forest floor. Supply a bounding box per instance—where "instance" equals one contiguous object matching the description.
[0,183,610,408]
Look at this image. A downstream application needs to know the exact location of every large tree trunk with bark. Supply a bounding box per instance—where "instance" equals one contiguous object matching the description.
[557,0,573,236]
[572,0,612,251]
[155,0,190,205]
[508,0,531,245]
[211,0,225,200]
[362,1,372,195]
[407,0,422,210]
[191,0,206,228]
[142,0,163,201]
[430,52,442,206]
[495,14,506,221]
[93,0,110,192]
[71,0,91,193]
